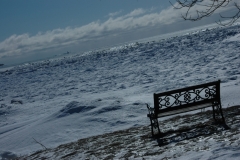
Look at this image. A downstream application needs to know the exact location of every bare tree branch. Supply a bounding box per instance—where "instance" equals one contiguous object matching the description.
[171,0,240,25]
[217,2,240,26]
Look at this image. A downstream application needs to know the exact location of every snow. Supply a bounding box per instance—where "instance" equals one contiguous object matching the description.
[224,33,240,42]
[0,24,240,159]
[16,106,240,159]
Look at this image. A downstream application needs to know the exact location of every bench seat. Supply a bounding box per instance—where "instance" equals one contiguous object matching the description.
[156,102,212,118]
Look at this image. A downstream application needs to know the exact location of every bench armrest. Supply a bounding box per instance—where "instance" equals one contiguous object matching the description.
[146,103,155,118]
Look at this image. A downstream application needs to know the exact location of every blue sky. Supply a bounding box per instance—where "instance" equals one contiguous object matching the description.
[0,0,235,66]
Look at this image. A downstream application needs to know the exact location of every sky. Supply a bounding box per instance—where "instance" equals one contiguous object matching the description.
[0,0,237,66]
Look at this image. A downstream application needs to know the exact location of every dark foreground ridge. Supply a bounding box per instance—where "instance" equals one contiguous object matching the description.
[18,105,240,159]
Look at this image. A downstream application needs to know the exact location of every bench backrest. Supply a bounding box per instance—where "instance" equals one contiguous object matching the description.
[153,80,221,114]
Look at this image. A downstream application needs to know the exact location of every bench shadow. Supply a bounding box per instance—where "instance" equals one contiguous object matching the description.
[156,122,230,147]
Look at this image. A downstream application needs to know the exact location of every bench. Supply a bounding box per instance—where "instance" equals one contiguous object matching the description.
[146,80,226,137]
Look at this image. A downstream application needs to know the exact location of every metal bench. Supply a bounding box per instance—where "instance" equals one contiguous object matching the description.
[146,80,226,137]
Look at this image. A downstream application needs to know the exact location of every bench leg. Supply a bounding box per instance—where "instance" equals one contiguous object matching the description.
[212,103,225,123]
[146,104,162,137]
[149,116,161,137]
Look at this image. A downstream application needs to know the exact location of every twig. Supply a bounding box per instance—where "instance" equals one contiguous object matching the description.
[32,137,48,150]
[171,0,240,26]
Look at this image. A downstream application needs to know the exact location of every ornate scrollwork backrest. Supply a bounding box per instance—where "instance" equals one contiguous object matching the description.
[154,81,220,110]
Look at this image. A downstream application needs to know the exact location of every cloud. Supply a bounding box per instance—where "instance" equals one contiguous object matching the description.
[108,10,122,17]
[0,4,236,59]
[124,8,146,18]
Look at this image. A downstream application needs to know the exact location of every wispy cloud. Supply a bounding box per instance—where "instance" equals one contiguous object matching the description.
[124,8,146,18]
[108,10,123,17]
[0,4,234,59]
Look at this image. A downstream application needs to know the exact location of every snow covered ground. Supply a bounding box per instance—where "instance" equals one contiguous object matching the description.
[18,105,240,160]
[0,24,240,159]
